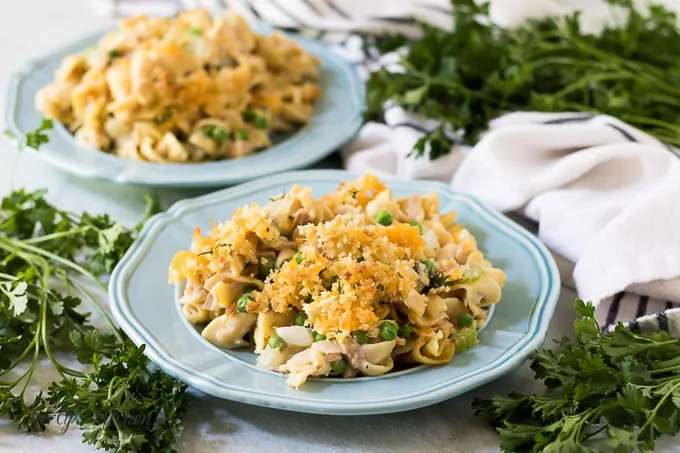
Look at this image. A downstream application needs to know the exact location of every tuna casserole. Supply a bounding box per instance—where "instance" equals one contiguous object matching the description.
[169,174,506,388]
[35,10,322,162]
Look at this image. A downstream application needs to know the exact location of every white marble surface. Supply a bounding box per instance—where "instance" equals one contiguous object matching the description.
[0,1,678,452]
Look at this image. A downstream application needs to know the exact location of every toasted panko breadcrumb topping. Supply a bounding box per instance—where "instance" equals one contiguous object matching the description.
[170,173,504,343]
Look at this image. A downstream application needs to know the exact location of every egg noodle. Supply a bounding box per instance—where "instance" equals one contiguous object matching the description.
[36,10,322,162]
[169,175,506,388]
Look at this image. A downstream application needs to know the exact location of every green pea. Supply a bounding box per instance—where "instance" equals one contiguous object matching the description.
[379,322,399,341]
[188,26,202,36]
[458,313,474,328]
[202,125,215,137]
[212,127,227,143]
[253,116,268,129]
[330,359,347,376]
[357,256,365,263]
[352,330,369,344]
[268,335,285,349]
[293,251,303,264]
[243,108,256,121]
[260,257,275,278]
[108,48,123,58]
[294,311,307,326]
[398,322,415,339]
[454,329,478,353]
[236,293,252,313]
[409,221,423,234]
[313,331,326,342]
[423,259,437,276]
[374,209,393,226]
[238,129,249,140]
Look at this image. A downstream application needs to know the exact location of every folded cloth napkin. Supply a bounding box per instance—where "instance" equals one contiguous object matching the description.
[92,0,680,336]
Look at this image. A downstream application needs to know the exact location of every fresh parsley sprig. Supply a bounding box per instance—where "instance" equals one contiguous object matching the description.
[0,121,187,452]
[4,119,53,151]
[473,299,680,452]
[366,0,680,158]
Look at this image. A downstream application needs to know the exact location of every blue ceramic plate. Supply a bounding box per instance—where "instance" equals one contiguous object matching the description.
[4,29,363,188]
[109,170,560,415]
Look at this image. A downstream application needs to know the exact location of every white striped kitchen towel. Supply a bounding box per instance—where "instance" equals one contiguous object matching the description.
[91,0,680,337]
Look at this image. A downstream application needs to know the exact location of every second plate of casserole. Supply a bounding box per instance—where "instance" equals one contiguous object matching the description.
[4,11,363,187]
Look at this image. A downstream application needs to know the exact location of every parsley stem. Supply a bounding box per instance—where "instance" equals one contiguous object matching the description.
[639,380,680,434]
[37,270,86,379]
[24,226,91,244]
[18,329,41,396]
[550,72,634,99]
[620,114,680,135]
[69,279,122,342]
[649,364,680,375]
[0,331,38,378]
[0,237,106,291]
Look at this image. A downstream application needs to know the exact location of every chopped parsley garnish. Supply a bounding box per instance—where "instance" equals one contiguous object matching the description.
[153,106,173,125]
[198,243,233,256]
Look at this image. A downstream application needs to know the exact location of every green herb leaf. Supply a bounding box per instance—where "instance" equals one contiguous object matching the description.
[0,281,28,316]
[0,129,188,451]
[368,0,680,157]
[473,297,680,452]
[5,119,53,152]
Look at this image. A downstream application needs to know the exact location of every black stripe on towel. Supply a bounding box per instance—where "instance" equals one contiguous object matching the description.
[605,292,625,329]
[393,122,431,134]
[323,0,350,18]
[269,0,307,26]
[661,142,680,160]
[543,114,594,125]
[667,300,675,310]
[607,123,638,142]
[218,0,261,18]
[628,320,641,333]
[373,16,419,25]
[635,295,649,319]
[300,0,324,16]
[658,311,670,332]
[392,122,460,142]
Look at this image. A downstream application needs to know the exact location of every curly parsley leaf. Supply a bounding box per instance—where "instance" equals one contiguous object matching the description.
[49,340,190,453]
[69,329,120,364]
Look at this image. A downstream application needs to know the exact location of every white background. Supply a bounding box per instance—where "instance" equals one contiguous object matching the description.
[0,1,678,452]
